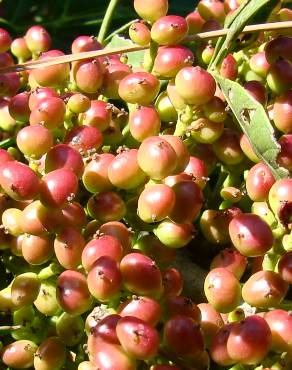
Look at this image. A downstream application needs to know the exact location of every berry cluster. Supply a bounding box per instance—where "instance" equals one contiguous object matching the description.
[0,0,292,369]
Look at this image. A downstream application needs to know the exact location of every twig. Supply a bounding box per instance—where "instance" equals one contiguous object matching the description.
[0,21,291,75]
[184,20,292,42]
[0,45,148,74]
[0,325,22,331]
[104,19,138,43]
[97,0,120,44]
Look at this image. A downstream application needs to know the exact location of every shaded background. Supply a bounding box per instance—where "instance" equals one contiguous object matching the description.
[0,0,198,50]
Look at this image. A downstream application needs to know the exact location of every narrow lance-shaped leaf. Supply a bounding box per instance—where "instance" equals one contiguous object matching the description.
[213,73,289,180]
[209,0,278,70]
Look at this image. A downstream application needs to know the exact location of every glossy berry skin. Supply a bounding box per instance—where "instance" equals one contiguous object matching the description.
[244,80,267,105]
[175,66,216,105]
[118,296,162,326]
[186,10,205,34]
[212,128,244,165]
[87,191,126,222]
[2,340,38,369]
[162,267,183,297]
[229,213,273,257]
[102,61,132,100]
[87,256,122,302]
[116,316,159,360]
[249,51,270,77]
[16,124,53,158]
[28,87,58,110]
[54,226,85,269]
[163,314,204,358]
[82,153,115,193]
[278,134,292,170]
[32,50,69,87]
[210,323,236,366]
[210,248,247,279]
[71,35,101,53]
[133,234,176,267]
[162,135,190,174]
[267,59,292,95]
[120,253,163,298]
[169,180,203,223]
[129,21,151,46]
[21,200,64,235]
[154,219,194,248]
[278,251,292,284]
[73,59,103,94]
[80,100,111,131]
[88,314,121,347]
[137,136,177,180]
[134,0,168,23]
[22,234,54,265]
[29,96,66,130]
[99,221,132,253]
[269,178,292,223]
[153,46,194,78]
[82,235,123,271]
[90,338,136,370]
[273,90,292,133]
[198,0,226,23]
[198,303,224,348]
[242,270,288,308]
[264,309,292,353]
[45,144,84,178]
[227,315,272,365]
[67,93,91,113]
[200,207,241,245]
[25,25,51,54]
[0,161,39,201]
[204,268,241,313]
[34,337,66,370]
[220,54,238,80]
[57,270,92,315]
[203,96,227,123]
[246,162,275,201]
[8,92,30,123]
[118,72,160,105]
[108,149,147,190]
[163,296,201,323]
[129,106,161,142]
[151,16,188,45]
[39,168,78,209]
[64,125,103,154]
[138,184,175,223]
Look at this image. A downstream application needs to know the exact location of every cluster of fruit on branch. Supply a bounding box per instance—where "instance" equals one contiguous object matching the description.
[0,0,292,369]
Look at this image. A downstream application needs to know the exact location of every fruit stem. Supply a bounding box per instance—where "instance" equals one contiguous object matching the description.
[97,0,120,44]
[0,137,16,149]
[144,41,159,72]
[38,262,63,281]
[104,19,138,43]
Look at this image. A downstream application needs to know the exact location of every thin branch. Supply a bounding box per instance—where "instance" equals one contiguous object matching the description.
[104,19,138,43]
[184,20,292,42]
[0,21,291,75]
[0,325,22,331]
[97,0,120,44]
[0,45,149,74]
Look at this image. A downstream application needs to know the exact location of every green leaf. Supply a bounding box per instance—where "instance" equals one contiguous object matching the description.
[213,73,289,180]
[209,0,278,70]
[105,35,144,68]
